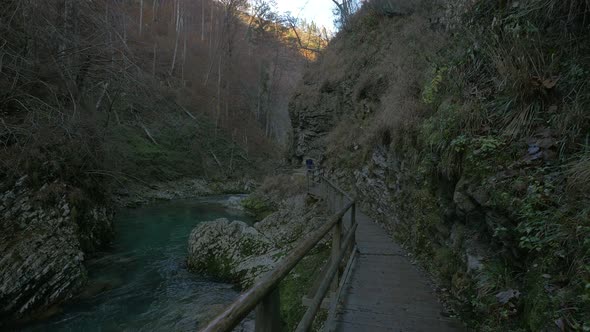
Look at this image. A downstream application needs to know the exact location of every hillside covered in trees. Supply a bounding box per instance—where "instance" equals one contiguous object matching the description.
[0,0,327,189]
[0,0,327,327]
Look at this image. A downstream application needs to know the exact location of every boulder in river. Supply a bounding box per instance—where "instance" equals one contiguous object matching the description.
[187,194,327,288]
[187,219,280,288]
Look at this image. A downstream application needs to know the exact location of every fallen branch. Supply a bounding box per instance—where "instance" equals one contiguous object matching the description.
[95,82,109,110]
[210,151,222,167]
[140,122,158,145]
[174,102,197,121]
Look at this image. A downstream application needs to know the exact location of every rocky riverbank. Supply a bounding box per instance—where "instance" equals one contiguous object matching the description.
[0,172,258,328]
[0,175,113,327]
[187,194,328,288]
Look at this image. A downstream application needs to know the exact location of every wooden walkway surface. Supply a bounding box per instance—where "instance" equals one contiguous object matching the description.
[327,205,464,331]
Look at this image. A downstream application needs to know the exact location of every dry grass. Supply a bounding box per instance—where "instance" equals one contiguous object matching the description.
[484,34,560,139]
[295,1,447,170]
[567,153,590,193]
[304,0,590,330]
[257,173,307,202]
[365,14,445,147]
[321,9,446,152]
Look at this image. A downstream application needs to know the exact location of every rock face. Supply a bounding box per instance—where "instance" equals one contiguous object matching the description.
[290,86,344,161]
[0,176,113,326]
[315,148,496,275]
[187,195,326,288]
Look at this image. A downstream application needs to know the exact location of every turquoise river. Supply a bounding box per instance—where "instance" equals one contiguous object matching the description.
[25,196,254,332]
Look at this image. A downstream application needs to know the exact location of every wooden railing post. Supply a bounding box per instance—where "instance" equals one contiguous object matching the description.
[255,288,282,332]
[340,193,344,219]
[331,217,342,292]
[351,202,356,251]
[322,180,327,204]
[326,186,330,213]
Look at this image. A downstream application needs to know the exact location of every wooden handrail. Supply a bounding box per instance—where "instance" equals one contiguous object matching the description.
[295,221,358,332]
[318,175,353,201]
[306,165,353,202]
[200,200,354,332]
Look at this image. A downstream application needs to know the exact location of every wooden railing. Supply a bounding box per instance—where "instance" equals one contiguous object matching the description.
[200,174,357,332]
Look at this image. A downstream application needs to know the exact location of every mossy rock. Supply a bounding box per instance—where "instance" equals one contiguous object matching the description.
[187,218,278,288]
[241,195,276,221]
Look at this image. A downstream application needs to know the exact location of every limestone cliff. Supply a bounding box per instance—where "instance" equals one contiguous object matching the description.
[0,175,113,326]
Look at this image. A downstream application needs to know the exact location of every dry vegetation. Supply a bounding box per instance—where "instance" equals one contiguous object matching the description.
[312,1,446,163]
[291,0,590,330]
[241,173,307,220]
[0,0,317,196]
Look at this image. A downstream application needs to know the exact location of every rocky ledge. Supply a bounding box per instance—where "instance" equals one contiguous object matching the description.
[113,178,257,207]
[187,194,327,288]
[0,176,113,327]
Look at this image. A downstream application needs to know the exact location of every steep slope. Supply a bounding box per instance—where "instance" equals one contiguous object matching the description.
[290,1,589,330]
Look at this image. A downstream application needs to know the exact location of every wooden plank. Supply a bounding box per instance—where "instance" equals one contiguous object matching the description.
[333,320,396,332]
[335,309,463,332]
[339,302,445,317]
[328,210,465,332]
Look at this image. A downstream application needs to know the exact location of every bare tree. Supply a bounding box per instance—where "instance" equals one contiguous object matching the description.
[201,0,205,41]
[331,0,359,28]
[284,15,321,54]
[169,0,183,75]
[139,0,144,35]
[152,0,158,23]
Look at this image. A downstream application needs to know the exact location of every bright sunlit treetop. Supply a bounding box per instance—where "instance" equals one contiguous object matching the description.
[274,0,340,32]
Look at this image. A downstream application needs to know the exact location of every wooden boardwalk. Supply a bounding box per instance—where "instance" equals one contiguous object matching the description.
[327,210,464,331]
[201,173,465,332]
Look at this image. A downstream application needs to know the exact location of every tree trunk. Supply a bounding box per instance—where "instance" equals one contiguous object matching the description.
[215,58,222,136]
[169,1,181,76]
[225,77,230,119]
[175,0,181,33]
[170,30,179,75]
[139,0,144,35]
[204,16,220,86]
[105,1,109,24]
[152,42,157,76]
[209,5,214,55]
[181,24,187,84]
[201,1,205,41]
[152,0,157,23]
[123,12,127,43]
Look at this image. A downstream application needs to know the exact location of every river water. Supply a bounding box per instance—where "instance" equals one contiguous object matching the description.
[26,196,254,332]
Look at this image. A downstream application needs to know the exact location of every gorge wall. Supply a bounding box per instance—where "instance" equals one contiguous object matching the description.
[289,1,590,330]
[0,173,113,326]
